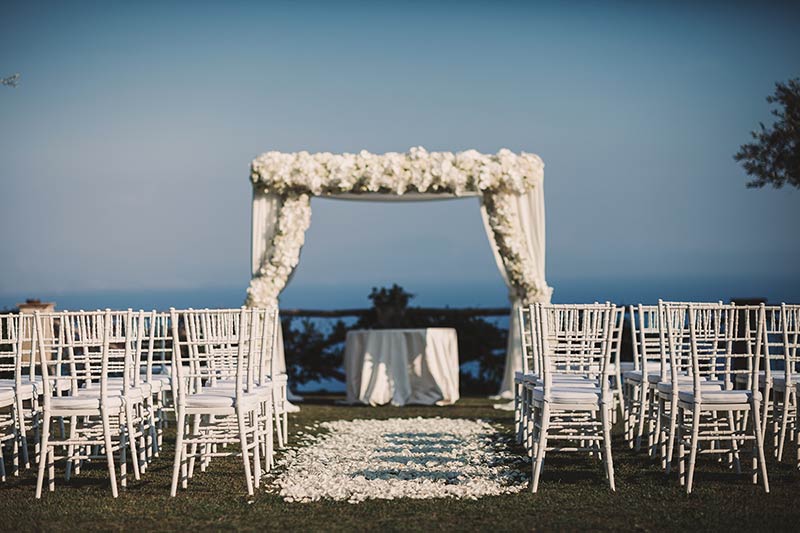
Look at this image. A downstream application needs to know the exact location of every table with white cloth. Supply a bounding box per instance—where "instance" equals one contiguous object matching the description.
[344,328,459,406]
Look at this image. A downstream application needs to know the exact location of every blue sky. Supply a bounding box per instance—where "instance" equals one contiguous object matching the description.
[1,1,798,308]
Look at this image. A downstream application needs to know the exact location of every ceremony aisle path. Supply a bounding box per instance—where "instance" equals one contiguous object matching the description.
[1,396,799,532]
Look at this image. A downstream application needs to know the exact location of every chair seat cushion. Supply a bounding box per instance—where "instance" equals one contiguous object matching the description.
[678,389,761,404]
[532,386,601,404]
[735,371,767,387]
[149,374,172,391]
[0,387,15,405]
[205,379,275,391]
[657,380,723,395]
[623,370,644,383]
[186,387,270,409]
[648,372,693,384]
[51,394,123,411]
[772,375,800,390]
[80,384,146,402]
[0,377,41,398]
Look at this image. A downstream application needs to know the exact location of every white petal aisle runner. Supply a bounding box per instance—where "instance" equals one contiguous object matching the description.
[272,417,526,503]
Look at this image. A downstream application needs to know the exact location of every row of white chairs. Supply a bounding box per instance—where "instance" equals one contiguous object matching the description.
[515,301,798,493]
[622,302,800,483]
[0,307,288,497]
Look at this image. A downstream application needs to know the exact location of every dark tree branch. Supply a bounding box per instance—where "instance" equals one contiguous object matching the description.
[734,78,800,189]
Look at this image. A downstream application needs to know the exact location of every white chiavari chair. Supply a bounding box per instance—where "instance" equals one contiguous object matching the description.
[774,304,799,462]
[169,307,277,496]
[0,313,45,472]
[0,387,14,482]
[622,305,661,451]
[514,304,535,445]
[656,300,725,470]
[0,315,17,480]
[527,303,617,492]
[34,310,140,498]
[142,311,173,457]
[609,306,625,424]
[674,303,769,493]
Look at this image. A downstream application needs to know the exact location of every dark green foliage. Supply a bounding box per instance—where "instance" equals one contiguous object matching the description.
[282,285,508,393]
[281,318,348,384]
[735,78,800,189]
[368,284,414,310]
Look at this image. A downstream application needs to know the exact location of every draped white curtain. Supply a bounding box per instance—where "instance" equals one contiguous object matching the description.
[479,187,552,399]
[249,191,290,375]
[248,185,551,400]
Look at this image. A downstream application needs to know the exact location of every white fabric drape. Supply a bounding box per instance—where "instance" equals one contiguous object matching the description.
[480,186,552,399]
[249,185,551,402]
[250,190,281,278]
[250,190,288,374]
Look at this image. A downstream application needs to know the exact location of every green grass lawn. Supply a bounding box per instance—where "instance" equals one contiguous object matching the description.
[1,395,798,532]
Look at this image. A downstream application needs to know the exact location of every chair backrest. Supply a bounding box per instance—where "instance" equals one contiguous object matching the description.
[104,309,142,391]
[518,305,535,375]
[659,300,723,383]
[610,306,624,372]
[169,308,257,403]
[629,304,660,372]
[686,303,765,399]
[781,304,800,382]
[760,306,784,382]
[142,311,172,380]
[35,310,118,408]
[0,313,19,380]
[537,303,616,397]
[1,313,40,385]
[249,307,281,384]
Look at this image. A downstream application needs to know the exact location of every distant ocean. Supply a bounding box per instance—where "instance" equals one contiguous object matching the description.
[3,277,797,394]
[1,276,798,312]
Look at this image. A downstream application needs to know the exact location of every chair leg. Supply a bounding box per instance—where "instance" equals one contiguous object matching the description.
[282,387,289,445]
[187,414,202,479]
[665,397,678,474]
[531,402,550,493]
[99,412,118,498]
[35,414,50,499]
[635,383,648,452]
[65,416,78,481]
[15,396,29,470]
[677,406,686,486]
[752,399,770,492]
[601,404,616,491]
[252,411,261,489]
[778,389,791,461]
[686,406,701,494]
[170,409,186,497]
[236,409,254,497]
[727,411,741,474]
[124,404,141,481]
[0,443,6,482]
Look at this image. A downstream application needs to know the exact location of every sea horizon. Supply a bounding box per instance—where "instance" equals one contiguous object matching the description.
[2,275,798,312]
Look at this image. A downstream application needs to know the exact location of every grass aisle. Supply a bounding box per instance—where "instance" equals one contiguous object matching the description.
[1,395,798,532]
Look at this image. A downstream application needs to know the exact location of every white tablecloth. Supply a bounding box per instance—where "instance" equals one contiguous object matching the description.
[344,328,459,406]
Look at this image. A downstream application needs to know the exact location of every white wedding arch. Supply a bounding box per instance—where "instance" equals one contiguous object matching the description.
[245,147,552,398]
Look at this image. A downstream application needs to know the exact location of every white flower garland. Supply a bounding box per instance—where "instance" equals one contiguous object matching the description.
[251,147,543,196]
[482,192,549,303]
[246,194,312,306]
[246,148,550,308]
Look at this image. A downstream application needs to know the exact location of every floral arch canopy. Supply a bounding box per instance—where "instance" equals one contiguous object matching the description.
[245,147,552,398]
